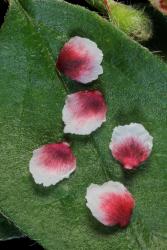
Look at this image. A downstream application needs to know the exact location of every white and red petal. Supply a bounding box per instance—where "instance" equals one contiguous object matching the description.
[150,0,167,15]
[86,181,135,228]
[56,36,103,83]
[109,123,153,169]
[29,142,76,187]
[62,90,107,135]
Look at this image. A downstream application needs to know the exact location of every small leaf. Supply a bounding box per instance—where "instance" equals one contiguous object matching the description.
[86,0,152,41]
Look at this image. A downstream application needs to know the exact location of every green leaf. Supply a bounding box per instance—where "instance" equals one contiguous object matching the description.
[0,214,23,240]
[0,0,167,249]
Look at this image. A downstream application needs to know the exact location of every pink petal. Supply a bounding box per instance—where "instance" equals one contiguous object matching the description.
[62,90,107,135]
[56,36,103,83]
[29,142,76,187]
[86,181,135,228]
[109,123,153,169]
[150,0,167,15]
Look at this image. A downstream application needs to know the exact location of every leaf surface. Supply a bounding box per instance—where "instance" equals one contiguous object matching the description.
[0,0,167,249]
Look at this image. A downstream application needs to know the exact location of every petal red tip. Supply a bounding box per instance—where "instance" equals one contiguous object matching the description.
[86,181,135,227]
[56,36,103,83]
[62,90,107,135]
[109,123,153,169]
[29,142,76,187]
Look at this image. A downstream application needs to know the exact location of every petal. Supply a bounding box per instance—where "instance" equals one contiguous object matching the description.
[29,142,76,187]
[109,123,153,169]
[62,90,107,135]
[150,0,167,15]
[56,36,103,83]
[86,181,135,227]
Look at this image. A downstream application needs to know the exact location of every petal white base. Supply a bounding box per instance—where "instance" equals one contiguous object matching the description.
[110,123,153,151]
[29,143,76,187]
[69,37,103,83]
[56,36,103,83]
[63,112,106,135]
[109,123,153,168]
[62,91,107,135]
[78,64,103,84]
[86,181,135,227]
[30,157,75,187]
